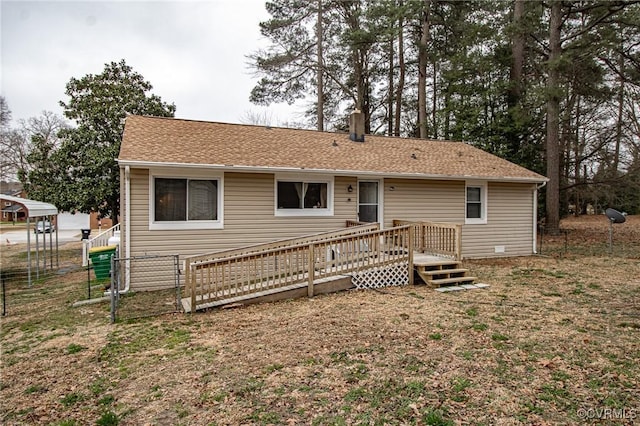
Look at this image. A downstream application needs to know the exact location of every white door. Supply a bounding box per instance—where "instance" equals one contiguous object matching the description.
[358,180,381,223]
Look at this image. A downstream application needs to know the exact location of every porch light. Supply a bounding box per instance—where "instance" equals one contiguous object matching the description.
[347,185,353,193]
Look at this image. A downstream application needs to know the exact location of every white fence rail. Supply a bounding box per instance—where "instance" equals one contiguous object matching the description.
[82,224,120,266]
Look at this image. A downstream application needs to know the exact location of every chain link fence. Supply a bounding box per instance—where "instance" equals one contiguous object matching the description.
[1,250,67,317]
[110,254,182,322]
[537,222,638,258]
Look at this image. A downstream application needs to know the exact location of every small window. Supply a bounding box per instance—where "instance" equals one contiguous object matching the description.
[277,181,328,209]
[275,177,333,217]
[151,175,222,230]
[466,182,487,224]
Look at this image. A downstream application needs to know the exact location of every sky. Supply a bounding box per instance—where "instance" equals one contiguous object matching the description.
[1,0,302,127]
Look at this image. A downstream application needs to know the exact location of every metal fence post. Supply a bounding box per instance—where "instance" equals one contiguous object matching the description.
[174,255,180,311]
[110,256,116,324]
[1,273,6,316]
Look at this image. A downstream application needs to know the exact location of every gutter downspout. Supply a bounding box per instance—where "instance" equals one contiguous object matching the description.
[533,181,547,254]
[123,165,131,293]
[27,217,32,286]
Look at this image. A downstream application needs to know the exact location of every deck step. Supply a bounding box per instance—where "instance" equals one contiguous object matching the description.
[417,260,461,268]
[426,276,478,287]
[418,268,469,277]
[414,257,477,288]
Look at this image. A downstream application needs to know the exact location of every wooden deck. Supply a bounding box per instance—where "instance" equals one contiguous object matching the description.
[183,224,415,312]
[182,220,473,312]
[413,253,451,265]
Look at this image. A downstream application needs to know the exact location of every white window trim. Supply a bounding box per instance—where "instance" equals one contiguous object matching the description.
[149,170,224,230]
[274,174,334,217]
[465,181,487,225]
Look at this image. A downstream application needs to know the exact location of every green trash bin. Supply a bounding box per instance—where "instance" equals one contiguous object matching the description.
[89,245,117,280]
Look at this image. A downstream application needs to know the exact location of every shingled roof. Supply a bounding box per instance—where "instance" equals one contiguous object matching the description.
[119,115,546,183]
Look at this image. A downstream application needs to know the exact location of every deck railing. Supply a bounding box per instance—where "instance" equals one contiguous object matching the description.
[346,219,370,227]
[393,220,462,260]
[185,225,412,312]
[82,223,120,266]
[187,222,380,266]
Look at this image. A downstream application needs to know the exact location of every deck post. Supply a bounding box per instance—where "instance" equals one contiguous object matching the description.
[186,258,195,313]
[408,228,414,285]
[307,244,315,297]
[455,224,462,261]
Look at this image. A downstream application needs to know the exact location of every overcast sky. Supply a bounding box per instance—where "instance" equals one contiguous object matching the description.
[1,0,302,127]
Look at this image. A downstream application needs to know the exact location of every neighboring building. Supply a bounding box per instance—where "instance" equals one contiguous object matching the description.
[1,183,26,222]
[0,181,23,194]
[0,181,112,228]
[117,113,547,271]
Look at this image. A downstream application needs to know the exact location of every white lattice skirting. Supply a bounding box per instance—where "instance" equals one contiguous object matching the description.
[351,262,409,289]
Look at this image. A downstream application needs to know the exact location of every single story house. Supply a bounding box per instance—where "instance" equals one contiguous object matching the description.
[118,113,547,291]
[2,188,27,222]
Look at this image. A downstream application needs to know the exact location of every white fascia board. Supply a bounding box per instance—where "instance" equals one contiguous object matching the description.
[117,159,548,184]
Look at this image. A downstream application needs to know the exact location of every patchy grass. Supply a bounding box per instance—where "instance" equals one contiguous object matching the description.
[1,216,639,425]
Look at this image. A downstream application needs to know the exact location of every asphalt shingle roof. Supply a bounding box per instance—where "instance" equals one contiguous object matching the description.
[119,115,546,182]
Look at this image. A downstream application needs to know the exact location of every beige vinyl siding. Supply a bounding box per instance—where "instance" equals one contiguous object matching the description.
[383,178,465,226]
[128,168,357,259]
[126,170,537,292]
[382,179,536,258]
[462,182,536,258]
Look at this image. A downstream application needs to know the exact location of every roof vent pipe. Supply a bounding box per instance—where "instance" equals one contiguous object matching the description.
[349,109,365,142]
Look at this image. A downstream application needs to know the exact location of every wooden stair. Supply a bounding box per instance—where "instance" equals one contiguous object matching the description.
[415,259,477,288]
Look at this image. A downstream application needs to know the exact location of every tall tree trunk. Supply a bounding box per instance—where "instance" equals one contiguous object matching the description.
[561,93,574,217]
[508,0,525,108]
[614,49,624,174]
[432,59,438,139]
[345,1,368,131]
[573,95,582,214]
[444,89,451,138]
[388,38,394,136]
[504,0,526,160]
[317,0,324,131]
[545,0,562,234]
[394,8,405,137]
[418,0,431,138]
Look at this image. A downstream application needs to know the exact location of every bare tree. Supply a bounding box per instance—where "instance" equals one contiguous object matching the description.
[0,97,28,182]
[239,109,276,126]
[17,111,68,177]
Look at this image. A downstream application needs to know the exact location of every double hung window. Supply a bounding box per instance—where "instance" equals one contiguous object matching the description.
[275,177,333,216]
[465,182,487,224]
[151,174,223,230]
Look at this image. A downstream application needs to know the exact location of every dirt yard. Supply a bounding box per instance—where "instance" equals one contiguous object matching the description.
[1,216,639,425]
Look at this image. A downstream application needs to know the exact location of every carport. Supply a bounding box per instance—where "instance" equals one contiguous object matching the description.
[0,194,59,286]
